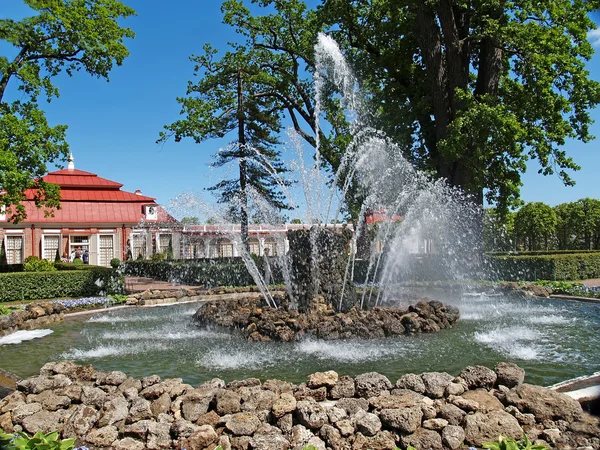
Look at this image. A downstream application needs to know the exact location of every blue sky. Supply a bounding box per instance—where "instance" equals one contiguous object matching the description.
[3,1,600,219]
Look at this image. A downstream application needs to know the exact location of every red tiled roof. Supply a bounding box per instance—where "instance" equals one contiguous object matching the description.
[43,173,123,189]
[19,201,147,223]
[24,189,155,202]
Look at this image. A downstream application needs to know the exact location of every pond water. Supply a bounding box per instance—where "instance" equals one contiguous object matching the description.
[0,293,598,387]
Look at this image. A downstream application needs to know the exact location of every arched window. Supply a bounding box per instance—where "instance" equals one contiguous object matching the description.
[248,238,260,255]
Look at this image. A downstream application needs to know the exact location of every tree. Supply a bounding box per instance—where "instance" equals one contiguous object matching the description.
[181,217,200,225]
[0,0,136,223]
[0,239,7,266]
[514,202,557,251]
[318,0,600,211]
[483,208,514,252]
[572,198,600,250]
[159,45,291,248]
[554,202,580,250]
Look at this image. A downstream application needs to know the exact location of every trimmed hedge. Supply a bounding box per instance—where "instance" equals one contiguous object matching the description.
[487,252,600,281]
[488,250,600,256]
[0,268,124,302]
[122,258,284,287]
[0,264,24,273]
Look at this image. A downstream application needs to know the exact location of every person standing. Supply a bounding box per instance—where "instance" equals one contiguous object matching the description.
[82,249,89,264]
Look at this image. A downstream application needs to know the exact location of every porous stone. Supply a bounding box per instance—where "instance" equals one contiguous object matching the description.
[329,375,355,399]
[21,410,61,434]
[421,372,454,398]
[459,365,497,390]
[435,400,466,425]
[295,399,328,429]
[27,390,71,411]
[216,389,243,415]
[354,372,392,398]
[62,404,99,437]
[272,392,297,418]
[495,362,526,388]
[226,412,261,436]
[463,410,523,446]
[86,425,119,447]
[395,373,426,394]
[128,396,153,422]
[307,370,339,389]
[17,374,72,394]
[112,437,146,450]
[462,388,504,413]
[98,394,129,427]
[147,421,172,449]
[400,427,444,450]
[355,411,381,436]
[504,383,584,423]
[379,407,423,433]
[442,424,466,450]
[423,418,448,430]
[11,403,43,424]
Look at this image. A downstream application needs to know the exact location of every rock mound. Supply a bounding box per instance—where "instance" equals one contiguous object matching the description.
[193,297,460,342]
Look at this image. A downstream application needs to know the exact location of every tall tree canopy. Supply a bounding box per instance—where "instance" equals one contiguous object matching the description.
[159,45,291,247]
[320,0,600,210]
[514,201,557,251]
[0,0,135,223]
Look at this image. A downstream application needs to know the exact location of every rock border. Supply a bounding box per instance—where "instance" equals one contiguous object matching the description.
[0,362,598,449]
[193,297,460,342]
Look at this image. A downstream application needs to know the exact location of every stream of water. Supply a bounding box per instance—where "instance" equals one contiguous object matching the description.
[1,294,598,387]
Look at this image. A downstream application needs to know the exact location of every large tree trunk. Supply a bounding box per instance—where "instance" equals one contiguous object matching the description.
[237,70,249,251]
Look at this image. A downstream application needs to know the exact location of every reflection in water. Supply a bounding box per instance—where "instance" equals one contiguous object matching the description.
[0,295,598,387]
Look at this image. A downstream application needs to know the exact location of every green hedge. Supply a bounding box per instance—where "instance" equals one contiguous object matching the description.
[122,258,284,287]
[0,268,124,302]
[487,252,600,281]
[488,250,600,256]
[0,264,24,273]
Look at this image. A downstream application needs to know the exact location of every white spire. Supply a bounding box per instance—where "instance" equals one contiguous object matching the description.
[67,153,75,171]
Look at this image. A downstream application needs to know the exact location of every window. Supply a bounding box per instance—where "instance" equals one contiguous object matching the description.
[248,238,260,255]
[158,234,172,253]
[263,238,279,256]
[214,238,233,258]
[185,238,204,259]
[131,234,147,259]
[69,235,89,259]
[99,235,114,267]
[5,236,23,264]
[42,235,60,261]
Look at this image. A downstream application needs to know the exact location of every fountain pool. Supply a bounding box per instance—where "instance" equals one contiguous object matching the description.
[0,293,598,387]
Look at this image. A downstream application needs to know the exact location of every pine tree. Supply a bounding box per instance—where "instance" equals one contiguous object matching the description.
[0,239,7,266]
[159,46,292,249]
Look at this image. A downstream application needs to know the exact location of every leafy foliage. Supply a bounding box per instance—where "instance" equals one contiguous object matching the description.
[483,433,548,450]
[110,258,120,269]
[320,0,600,210]
[0,428,75,450]
[0,268,124,302]
[23,256,56,272]
[487,252,600,281]
[0,0,136,222]
[514,203,557,251]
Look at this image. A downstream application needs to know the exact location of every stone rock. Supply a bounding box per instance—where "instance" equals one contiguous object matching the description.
[495,362,526,388]
[423,418,448,431]
[21,410,61,434]
[198,377,225,389]
[128,396,153,422]
[180,389,214,422]
[241,388,277,412]
[448,394,480,412]
[329,375,355,399]
[27,390,71,411]
[290,424,314,447]
[421,372,454,398]
[435,400,466,425]
[462,388,504,413]
[118,376,142,393]
[11,403,43,424]
[294,384,327,402]
[445,382,465,396]
[463,410,523,446]
[504,383,583,423]
[196,410,221,427]
[0,412,13,433]
[319,424,346,450]
[505,405,536,426]
[98,394,129,427]
[272,392,297,418]
[307,370,339,388]
[395,373,426,394]
[219,435,233,450]
[263,379,293,394]
[123,419,152,440]
[277,413,294,434]
[231,435,252,450]
[400,427,444,450]
[112,437,146,450]
[103,370,128,386]
[327,406,347,424]
[147,421,172,449]
[216,389,242,415]
[81,385,107,408]
[227,378,261,390]
[442,425,466,450]
[62,404,99,437]
[151,392,172,417]
[352,430,397,450]
[17,374,72,394]
[226,412,261,436]
[142,374,161,389]
[295,399,328,429]
[354,372,392,398]
[171,418,201,438]
[370,390,425,410]
[335,397,369,415]
[251,433,290,450]
[355,411,381,437]
[335,419,354,437]
[140,383,166,400]
[379,406,423,433]
[86,425,118,447]
[460,365,497,390]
